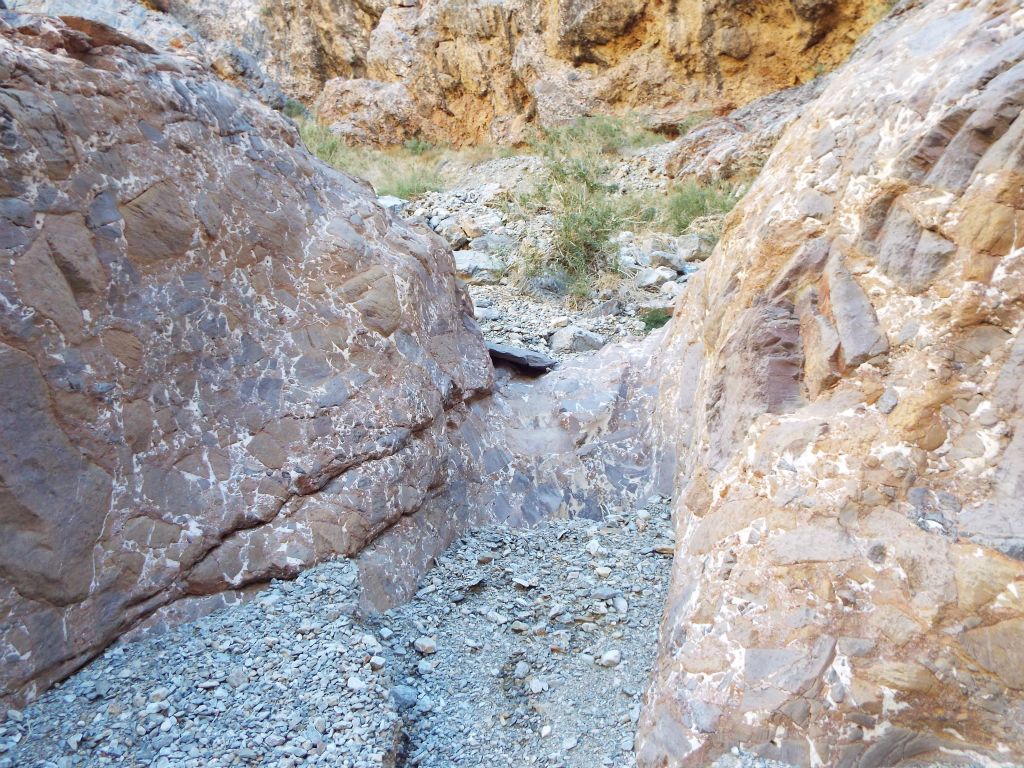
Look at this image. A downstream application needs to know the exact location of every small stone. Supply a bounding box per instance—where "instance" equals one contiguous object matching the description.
[391,685,418,710]
[549,326,606,354]
[414,636,437,654]
[226,666,248,689]
[541,724,552,738]
[369,656,387,670]
[597,649,622,668]
[595,566,612,578]
[347,676,367,691]
[562,736,578,751]
[417,659,434,675]
[513,661,530,679]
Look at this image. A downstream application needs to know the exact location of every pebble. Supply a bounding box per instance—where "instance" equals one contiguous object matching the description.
[414,636,438,654]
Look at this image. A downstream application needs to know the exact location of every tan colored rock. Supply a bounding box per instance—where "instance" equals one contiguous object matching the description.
[960,619,1024,691]
[314,78,423,146]
[46,0,883,146]
[639,0,1024,764]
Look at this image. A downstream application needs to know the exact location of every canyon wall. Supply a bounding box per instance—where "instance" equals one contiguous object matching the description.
[5,2,1024,765]
[0,11,493,702]
[322,0,891,144]
[22,0,891,145]
[0,11,665,703]
[640,0,1024,764]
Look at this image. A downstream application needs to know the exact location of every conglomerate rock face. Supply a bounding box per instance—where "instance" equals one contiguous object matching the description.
[0,12,494,703]
[16,0,287,107]
[639,0,1024,764]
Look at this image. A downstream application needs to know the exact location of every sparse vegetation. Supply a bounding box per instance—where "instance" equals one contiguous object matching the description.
[660,180,741,236]
[676,111,714,137]
[296,118,519,200]
[507,116,667,291]
[642,307,672,331]
[297,119,443,199]
[403,138,434,156]
[282,99,307,119]
[505,115,747,291]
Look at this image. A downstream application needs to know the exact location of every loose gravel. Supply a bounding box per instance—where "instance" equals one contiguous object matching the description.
[8,500,676,768]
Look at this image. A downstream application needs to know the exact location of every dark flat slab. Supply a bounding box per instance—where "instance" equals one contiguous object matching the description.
[486,341,557,373]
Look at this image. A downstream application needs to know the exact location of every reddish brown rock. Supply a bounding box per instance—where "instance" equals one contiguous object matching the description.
[0,13,492,704]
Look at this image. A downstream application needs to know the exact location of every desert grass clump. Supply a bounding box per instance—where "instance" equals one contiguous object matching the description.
[641,307,672,331]
[296,119,443,199]
[659,180,741,236]
[509,115,668,291]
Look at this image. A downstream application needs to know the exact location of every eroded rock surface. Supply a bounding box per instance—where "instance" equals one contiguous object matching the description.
[16,0,286,107]
[315,0,892,145]
[640,1,1024,764]
[57,0,889,145]
[0,12,493,704]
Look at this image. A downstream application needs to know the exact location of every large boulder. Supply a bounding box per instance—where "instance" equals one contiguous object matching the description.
[314,77,423,146]
[639,1,1024,764]
[0,12,491,704]
[16,0,286,107]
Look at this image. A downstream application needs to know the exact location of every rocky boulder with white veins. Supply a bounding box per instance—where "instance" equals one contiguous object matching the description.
[640,1,1024,764]
[0,12,492,704]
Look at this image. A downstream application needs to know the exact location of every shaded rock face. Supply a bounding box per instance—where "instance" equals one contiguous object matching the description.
[356,333,671,612]
[639,0,1024,764]
[0,13,495,703]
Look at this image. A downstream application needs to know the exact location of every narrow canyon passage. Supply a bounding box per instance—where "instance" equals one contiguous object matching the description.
[3,2,1024,768]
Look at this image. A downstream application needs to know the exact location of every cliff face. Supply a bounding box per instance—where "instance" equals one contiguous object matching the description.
[317,0,891,144]
[86,0,888,144]
[166,0,389,97]
[640,0,1024,764]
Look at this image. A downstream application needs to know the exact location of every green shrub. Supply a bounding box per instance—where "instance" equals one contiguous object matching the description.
[642,308,672,331]
[509,115,668,287]
[660,180,740,235]
[282,99,307,119]
[402,138,434,156]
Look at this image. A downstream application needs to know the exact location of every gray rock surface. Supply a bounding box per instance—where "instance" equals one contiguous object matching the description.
[486,341,558,373]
